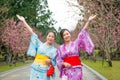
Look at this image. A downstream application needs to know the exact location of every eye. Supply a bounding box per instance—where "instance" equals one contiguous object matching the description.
[64,33,68,36]
[53,36,55,38]
[63,34,66,37]
[51,36,54,38]
[48,35,54,38]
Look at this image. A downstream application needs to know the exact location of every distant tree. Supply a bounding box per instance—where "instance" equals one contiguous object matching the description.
[77,0,120,67]
[56,27,63,44]
[0,0,56,64]
[36,0,56,36]
[0,0,39,26]
[1,19,30,64]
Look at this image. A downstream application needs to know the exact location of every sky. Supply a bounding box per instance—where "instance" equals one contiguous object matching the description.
[47,0,84,31]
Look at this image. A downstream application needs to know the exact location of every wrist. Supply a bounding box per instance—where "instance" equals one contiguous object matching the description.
[22,20,26,23]
[87,20,91,22]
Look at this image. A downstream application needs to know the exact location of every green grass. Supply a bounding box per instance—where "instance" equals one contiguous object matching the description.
[93,49,100,55]
[0,61,32,73]
[82,60,120,80]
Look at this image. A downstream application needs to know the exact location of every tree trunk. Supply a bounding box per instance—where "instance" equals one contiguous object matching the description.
[101,50,105,67]
[107,60,112,67]
[106,52,112,67]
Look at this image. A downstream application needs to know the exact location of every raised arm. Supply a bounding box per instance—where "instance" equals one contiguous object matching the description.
[75,15,96,54]
[16,14,33,34]
[83,15,97,29]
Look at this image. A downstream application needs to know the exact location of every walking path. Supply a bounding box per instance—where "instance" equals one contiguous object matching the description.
[0,64,107,80]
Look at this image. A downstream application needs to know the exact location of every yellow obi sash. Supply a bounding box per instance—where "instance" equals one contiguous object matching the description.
[34,54,50,66]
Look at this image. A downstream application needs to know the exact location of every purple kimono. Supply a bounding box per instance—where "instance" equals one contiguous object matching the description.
[56,29,94,80]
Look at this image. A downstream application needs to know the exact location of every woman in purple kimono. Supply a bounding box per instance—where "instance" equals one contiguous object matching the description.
[56,15,97,80]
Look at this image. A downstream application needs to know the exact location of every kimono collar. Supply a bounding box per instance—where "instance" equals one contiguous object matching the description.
[64,41,72,47]
[45,42,53,48]
[63,41,73,51]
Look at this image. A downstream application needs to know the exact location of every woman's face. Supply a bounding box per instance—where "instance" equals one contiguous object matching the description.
[63,30,71,42]
[46,32,55,44]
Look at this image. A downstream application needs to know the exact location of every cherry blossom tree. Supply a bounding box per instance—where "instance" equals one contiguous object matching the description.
[77,0,120,67]
[1,19,30,64]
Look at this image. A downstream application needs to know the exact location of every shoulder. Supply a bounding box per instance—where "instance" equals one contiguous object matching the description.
[30,33,39,41]
[59,44,64,49]
[81,28,88,34]
[31,33,38,37]
[56,44,64,52]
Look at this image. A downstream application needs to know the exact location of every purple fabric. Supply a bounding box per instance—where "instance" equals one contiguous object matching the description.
[56,29,94,80]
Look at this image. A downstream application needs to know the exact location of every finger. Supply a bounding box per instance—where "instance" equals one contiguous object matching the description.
[16,15,21,19]
[16,14,19,18]
[93,15,97,18]
[91,14,96,17]
[90,15,97,19]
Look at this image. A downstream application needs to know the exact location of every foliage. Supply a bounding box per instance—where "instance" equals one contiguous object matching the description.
[0,0,57,64]
[1,19,30,55]
[0,0,55,34]
[36,0,56,36]
[56,27,63,44]
[0,0,39,26]
[78,0,120,66]
[0,0,40,63]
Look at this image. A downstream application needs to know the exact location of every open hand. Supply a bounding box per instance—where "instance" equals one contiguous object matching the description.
[16,14,25,22]
[88,15,97,21]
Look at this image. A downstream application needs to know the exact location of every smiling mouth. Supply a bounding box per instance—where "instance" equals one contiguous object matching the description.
[66,37,70,39]
[49,39,52,41]
[65,37,70,40]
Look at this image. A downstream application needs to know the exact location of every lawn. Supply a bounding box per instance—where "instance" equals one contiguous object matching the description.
[0,61,32,73]
[82,60,120,80]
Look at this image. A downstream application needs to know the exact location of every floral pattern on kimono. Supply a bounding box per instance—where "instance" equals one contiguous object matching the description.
[27,33,57,80]
[56,29,94,80]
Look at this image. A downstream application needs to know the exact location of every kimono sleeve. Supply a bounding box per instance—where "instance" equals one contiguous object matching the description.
[27,33,42,56]
[56,48,63,77]
[75,29,94,54]
[50,48,57,66]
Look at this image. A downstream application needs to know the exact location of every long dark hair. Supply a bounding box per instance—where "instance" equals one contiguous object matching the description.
[60,29,70,39]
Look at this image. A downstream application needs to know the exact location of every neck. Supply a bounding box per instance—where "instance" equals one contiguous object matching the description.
[46,42,52,47]
[65,41,71,46]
